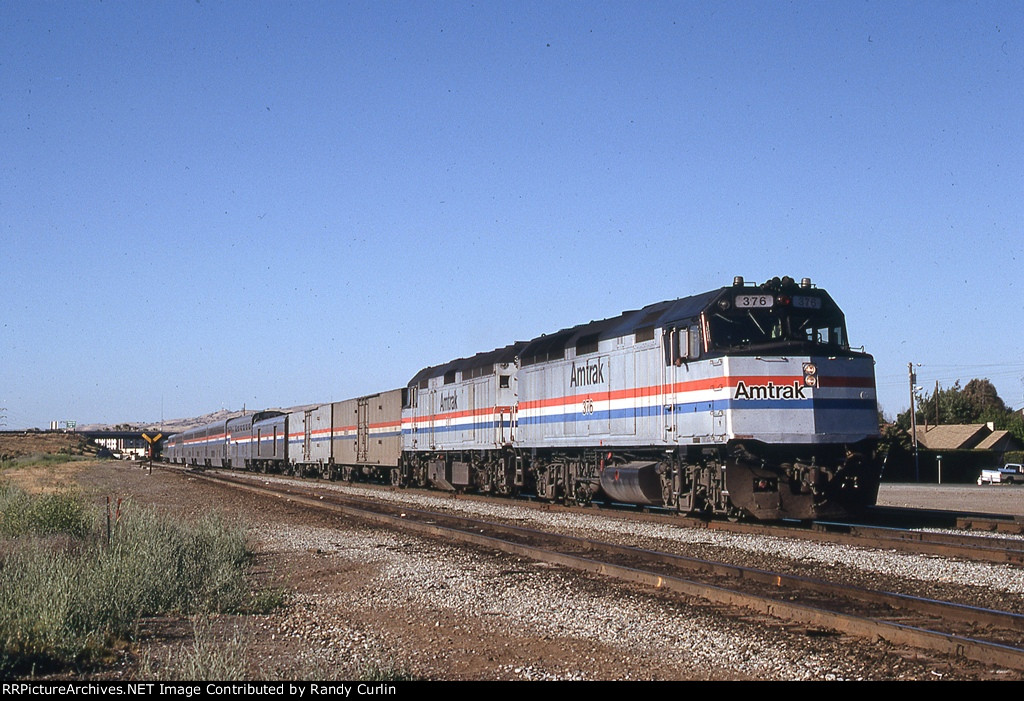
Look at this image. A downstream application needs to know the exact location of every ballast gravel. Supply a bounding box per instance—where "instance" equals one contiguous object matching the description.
[61,464,1021,681]
[252,474,1024,601]
[250,521,923,680]
[224,474,1019,681]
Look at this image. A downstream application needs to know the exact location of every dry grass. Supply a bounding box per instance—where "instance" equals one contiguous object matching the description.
[0,433,99,494]
[0,458,100,494]
[0,432,93,459]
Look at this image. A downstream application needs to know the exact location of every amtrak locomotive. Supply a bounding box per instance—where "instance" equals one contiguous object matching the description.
[165,276,881,521]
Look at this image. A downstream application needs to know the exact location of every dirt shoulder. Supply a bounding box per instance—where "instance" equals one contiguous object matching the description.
[5,460,1016,681]
[50,462,741,681]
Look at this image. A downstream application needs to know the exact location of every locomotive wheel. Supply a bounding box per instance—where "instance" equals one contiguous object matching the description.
[573,482,593,507]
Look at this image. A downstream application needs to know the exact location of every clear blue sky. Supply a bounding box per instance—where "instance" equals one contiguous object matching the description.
[2,1,1022,429]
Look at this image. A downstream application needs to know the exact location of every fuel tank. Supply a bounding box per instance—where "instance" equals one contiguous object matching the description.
[599,461,663,505]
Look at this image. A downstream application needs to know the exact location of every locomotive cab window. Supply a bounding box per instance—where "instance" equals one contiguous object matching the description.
[707,300,848,352]
[797,322,845,347]
[663,326,700,366]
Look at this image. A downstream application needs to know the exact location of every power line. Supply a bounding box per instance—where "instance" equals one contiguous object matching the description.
[922,362,1024,369]
[876,368,1024,386]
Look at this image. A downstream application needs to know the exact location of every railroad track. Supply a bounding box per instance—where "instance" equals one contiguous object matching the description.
[180,466,1024,673]
[957,515,1024,536]
[404,483,1024,567]
[712,519,1024,566]
[454,489,1024,567]
[160,460,1024,565]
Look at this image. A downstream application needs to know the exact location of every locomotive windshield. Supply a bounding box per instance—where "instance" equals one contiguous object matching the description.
[706,291,848,353]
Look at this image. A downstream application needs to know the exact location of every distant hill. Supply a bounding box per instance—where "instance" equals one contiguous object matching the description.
[77,405,320,435]
[0,430,96,459]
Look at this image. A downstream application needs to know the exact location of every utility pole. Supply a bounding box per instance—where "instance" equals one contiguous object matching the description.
[909,362,920,482]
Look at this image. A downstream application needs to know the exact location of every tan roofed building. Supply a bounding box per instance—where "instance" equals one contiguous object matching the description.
[913,422,1022,464]
[913,423,992,451]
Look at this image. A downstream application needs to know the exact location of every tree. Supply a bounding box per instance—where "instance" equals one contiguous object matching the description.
[962,378,1009,419]
[895,378,1021,442]
[1001,411,1024,444]
[917,381,975,426]
[879,420,912,456]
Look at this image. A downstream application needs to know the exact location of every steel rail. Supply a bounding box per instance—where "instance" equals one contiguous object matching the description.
[698,520,1024,565]
[438,484,1024,565]
[187,468,1024,672]
[163,462,1024,565]
[587,498,1024,564]
[957,516,1024,536]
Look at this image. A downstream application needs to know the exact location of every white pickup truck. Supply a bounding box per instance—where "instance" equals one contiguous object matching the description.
[978,463,1024,485]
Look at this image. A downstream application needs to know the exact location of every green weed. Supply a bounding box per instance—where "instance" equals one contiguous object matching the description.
[0,483,90,537]
[0,486,258,675]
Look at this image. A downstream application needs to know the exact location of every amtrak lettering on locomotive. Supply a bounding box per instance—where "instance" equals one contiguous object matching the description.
[165,276,882,521]
[400,275,880,520]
